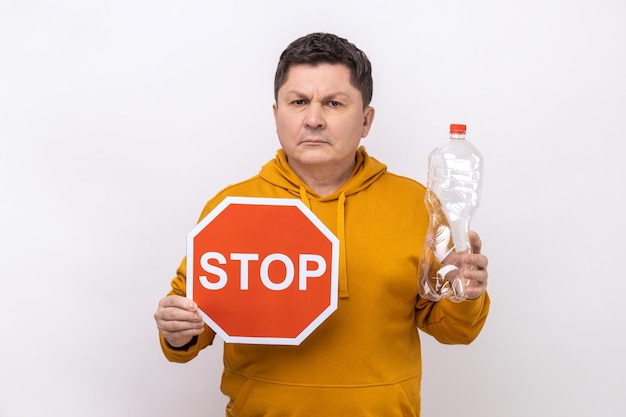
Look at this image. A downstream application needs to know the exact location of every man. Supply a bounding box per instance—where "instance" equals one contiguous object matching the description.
[154,32,490,416]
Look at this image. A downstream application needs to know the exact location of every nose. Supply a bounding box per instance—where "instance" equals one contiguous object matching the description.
[304,103,325,129]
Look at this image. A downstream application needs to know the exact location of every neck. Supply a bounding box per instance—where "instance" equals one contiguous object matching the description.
[290,160,354,197]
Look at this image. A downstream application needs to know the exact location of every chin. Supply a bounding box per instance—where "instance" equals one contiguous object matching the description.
[299,151,336,165]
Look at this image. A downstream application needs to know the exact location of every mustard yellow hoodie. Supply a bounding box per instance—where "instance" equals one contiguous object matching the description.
[160,147,490,417]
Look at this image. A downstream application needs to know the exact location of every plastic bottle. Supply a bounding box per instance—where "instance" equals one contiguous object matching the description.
[418,124,483,302]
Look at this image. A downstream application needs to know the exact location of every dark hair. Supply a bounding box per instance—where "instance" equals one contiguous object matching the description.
[274,32,373,108]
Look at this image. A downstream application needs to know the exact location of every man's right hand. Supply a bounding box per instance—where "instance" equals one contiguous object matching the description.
[154,295,205,348]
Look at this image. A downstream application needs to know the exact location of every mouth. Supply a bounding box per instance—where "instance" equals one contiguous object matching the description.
[298,137,330,146]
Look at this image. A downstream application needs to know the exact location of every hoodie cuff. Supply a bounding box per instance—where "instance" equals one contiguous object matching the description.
[165,335,198,351]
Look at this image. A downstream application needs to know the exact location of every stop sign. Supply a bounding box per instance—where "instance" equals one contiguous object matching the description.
[186,196,339,345]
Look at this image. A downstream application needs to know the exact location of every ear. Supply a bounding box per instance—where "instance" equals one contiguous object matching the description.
[361,106,375,138]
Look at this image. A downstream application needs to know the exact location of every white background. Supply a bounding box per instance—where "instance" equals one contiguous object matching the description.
[1,1,625,416]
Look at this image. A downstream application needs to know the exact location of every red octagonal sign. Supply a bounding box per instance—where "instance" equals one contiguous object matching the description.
[187,196,339,345]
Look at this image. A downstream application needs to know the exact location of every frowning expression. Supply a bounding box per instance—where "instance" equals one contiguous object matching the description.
[273,63,375,178]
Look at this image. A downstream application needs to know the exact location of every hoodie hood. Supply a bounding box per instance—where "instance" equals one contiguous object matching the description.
[259,146,387,298]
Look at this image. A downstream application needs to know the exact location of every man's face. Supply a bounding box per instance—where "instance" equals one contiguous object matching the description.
[273,63,375,178]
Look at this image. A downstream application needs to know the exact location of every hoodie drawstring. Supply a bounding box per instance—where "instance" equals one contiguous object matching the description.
[337,191,349,298]
[298,186,349,298]
[299,185,311,209]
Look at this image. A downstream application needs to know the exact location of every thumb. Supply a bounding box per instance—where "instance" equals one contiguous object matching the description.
[469,231,482,254]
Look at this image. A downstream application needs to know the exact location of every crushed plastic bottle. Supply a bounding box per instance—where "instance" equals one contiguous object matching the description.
[418,124,483,302]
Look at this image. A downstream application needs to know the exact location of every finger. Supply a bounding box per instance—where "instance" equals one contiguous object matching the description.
[158,316,205,332]
[463,267,488,284]
[464,285,487,300]
[468,231,482,255]
[156,305,203,323]
[463,270,488,300]
[163,328,206,349]
[161,326,206,348]
[155,310,205,336]
[154,299,204,330]
[159,295,198,311]
[465,253,488,270]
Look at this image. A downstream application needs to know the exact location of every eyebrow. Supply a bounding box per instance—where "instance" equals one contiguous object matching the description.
[283,90,352,101]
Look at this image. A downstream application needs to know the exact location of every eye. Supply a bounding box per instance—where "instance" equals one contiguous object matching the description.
[328,101,340,107]
[293,99,306,106]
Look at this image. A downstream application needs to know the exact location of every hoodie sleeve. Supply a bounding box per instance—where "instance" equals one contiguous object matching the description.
[415,291,490,345]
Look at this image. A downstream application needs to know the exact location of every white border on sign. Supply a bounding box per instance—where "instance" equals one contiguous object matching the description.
[186,196,340,346]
